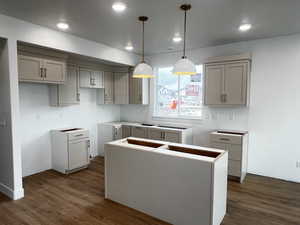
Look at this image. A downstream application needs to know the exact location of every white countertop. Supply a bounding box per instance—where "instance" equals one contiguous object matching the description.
[101,121,192,132]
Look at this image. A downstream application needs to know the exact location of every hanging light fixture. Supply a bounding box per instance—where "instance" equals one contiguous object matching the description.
[133,16,154,78]
[173,4,196,76]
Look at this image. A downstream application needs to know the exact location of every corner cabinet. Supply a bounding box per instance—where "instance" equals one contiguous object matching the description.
[79,68,104,89]
[18,55,66,84]
[49,65,80,106]
[204,54,251,106]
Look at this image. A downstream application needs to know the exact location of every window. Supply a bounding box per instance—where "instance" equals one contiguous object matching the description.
[154,65,203,119]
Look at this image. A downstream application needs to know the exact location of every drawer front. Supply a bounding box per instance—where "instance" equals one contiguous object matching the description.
[211,142,242,160]
[228,160,241,177]
[68,130,89,140]
[210,133,242,144]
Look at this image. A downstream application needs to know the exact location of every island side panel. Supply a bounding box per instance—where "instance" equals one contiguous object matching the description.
[105,144,213,225]
[211,152,228,225]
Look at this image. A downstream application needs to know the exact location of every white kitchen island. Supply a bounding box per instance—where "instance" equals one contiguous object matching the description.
[105,138,228,225]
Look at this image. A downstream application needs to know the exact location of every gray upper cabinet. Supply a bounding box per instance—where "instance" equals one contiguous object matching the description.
[204,54,250,106]
[98,71,114,105]
[114,72,129,104]
[79,68,104,89]
[204,64,224,105]
[49,65,80,106]
[129,74,149,105]
[18,55,66,84]
[224,62,248,105]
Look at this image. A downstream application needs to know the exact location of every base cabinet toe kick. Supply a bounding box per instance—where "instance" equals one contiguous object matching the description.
[105,138,228,225]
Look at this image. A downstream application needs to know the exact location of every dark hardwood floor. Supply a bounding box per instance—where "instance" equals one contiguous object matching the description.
[0,157,299,225]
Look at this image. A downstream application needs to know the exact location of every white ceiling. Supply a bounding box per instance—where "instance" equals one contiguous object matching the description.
[0,0,300,55]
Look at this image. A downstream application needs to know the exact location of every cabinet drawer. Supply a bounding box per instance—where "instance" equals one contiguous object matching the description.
[210,133,242,144]
[68,130,89,141]
[228,160,241,177]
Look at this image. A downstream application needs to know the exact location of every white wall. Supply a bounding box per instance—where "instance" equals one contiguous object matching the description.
[0,39,24,199]
[0,13,138,199]
[121,34,300,183]
[19,83,120,177]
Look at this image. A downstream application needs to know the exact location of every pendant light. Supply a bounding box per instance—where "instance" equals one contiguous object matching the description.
[133,16,154,78]
[173,4,197,76]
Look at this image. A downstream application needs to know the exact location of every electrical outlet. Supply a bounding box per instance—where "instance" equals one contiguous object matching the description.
[296,161,300,168]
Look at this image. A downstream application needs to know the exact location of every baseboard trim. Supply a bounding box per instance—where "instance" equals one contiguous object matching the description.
[0,182,24,200]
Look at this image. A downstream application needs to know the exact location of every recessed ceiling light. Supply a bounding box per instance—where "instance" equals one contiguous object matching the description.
[173,36,182,43]
[56,22,69,30]
[239,23,252,32]
[125,45,133,51]
[112,2,127,12]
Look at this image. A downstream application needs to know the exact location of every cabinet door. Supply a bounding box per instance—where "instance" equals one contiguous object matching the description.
[18,55,43,82]
[68,140,89,170]
[148,129,163,141]
[224,62,248,105]
[104,72,114,104]
[79,68,93,88]
[131,127,147,138]
[204,64,224,105]
[58,66,80,105]
[129,76,141,104]
[114,72,129,104]
[164,132,180,143]
[122,126,131,138]
[91,71,104,88]
[43,59,66,83]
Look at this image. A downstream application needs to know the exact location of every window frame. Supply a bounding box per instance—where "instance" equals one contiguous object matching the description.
[153,65,203,120]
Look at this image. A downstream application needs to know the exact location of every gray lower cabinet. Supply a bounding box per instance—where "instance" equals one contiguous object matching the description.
[120,125,192,144]
[49,65,80,106]
[131,126,148,138]
[122,125,132,138]
[148,128,186,144]
[18,55,66,84]
[148,129,164,141]
[210,131,248,183]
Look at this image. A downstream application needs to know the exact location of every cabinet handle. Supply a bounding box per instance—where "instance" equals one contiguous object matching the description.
[77,93,80,101]
[40,68,43,78]
[219,138,230,141]
[220,94,224,103]
[224,94,227,102]
[44,68,47,78]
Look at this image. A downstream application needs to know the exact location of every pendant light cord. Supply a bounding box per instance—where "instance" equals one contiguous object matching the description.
[142,20,145,62]
[183,10,187,59]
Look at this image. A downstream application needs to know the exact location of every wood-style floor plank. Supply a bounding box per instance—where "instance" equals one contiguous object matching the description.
[0,157,299,225]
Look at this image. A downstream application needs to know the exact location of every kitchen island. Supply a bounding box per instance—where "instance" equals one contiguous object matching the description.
[105,137,228,225]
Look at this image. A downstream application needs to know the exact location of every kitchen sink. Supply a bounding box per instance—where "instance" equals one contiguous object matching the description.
[141,123,155,126]
[157,125,187,130]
